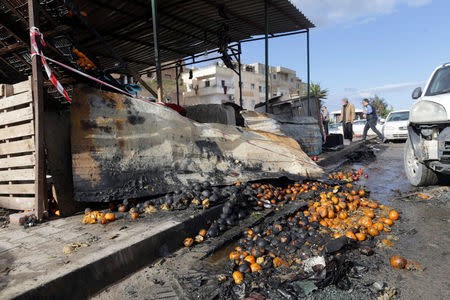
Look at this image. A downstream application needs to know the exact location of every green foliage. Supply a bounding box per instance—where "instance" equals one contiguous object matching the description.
[305,83,328,107]
[309,83,328,100]
[369,95,391,118]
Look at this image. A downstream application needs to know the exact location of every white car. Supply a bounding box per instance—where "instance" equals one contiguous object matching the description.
[382,110,409,140]
[328,120,384,137]
[404,63,450,186]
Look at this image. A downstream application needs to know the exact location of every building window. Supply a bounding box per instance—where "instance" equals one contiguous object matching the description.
[251,83,255,90]
[205,80,210,87]
[273,74,277,80]
[290,78,294,82]
[259,86,262,92]
[221,80,225,87]
[189,84,193,89]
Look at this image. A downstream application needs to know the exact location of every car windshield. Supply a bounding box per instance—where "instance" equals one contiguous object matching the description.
[425,66,450,96]
[386,111,409,122]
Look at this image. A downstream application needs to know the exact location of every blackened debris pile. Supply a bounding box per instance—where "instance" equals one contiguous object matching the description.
[216,176,400,299]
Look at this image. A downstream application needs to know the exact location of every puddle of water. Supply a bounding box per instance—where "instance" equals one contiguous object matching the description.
[350,145,412,205]
[204,240,238,271]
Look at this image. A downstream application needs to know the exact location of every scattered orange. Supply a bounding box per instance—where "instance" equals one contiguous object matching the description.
[390,255,407,269]
[183,238,194,247]
[355,232,366,241]
[233,271,244,284]
[345,231,357,240]
[105,212,116,222]
[388,210,399,221]
[250,263,262,272]
[367,227,379,236]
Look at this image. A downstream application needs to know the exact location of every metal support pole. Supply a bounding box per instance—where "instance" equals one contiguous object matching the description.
[264,0,269,113]
[175,66,180,105]
[28,0,46,220]
[238,42,243,107]
[151,0,163,102]
[307,28,311,116]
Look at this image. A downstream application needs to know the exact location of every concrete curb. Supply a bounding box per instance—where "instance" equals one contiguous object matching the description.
[12,205,224,300]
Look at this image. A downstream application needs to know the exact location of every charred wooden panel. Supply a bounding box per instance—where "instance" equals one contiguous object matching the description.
[71,85,323,202]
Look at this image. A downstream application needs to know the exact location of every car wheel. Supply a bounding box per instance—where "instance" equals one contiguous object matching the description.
[404,139,438,186]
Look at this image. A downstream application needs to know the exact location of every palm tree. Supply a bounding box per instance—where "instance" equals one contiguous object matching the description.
[306,83,328,107]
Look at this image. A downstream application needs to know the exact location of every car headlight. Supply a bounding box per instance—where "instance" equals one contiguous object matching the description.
[410,101,447,123]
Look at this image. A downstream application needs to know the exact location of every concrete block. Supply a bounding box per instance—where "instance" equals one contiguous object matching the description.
[9,211,35,226]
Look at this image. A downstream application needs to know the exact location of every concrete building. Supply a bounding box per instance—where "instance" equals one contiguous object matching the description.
[140,64,185,103]
[181,61,307,110]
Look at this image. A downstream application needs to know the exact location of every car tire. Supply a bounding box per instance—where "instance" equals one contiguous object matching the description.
[404,139,439,186]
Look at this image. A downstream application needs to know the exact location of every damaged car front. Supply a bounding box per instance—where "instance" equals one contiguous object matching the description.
[404,63,450,186]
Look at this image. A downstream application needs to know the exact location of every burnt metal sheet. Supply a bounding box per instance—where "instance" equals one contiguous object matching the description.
[71,85,323,202]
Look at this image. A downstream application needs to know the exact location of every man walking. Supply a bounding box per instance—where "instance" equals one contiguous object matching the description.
[338,98,355,145]
[321,105,330,135]
[362,99,386,142]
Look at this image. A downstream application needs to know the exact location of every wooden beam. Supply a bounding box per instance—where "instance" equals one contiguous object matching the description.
[0,168,35,181]
[0,184,35,194]
[0,122,34,140]
[0,139,35,155]
[29,0,47,219]
[2,1,28,25]
[0,42,25,55]
[0,56,21,76]
[0,196,34,211]
[0,154,35,169]
[0,91,33,110]
[0,106,34,126]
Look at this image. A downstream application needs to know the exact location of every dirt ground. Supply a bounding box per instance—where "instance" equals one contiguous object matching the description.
[92,142,450,300]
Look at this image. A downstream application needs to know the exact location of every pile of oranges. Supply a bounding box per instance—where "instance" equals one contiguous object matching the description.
[73,49,96,70]
[251,181,333,208]
[82,210,115,225]
[300,182,399,241]
[329,168,367,182]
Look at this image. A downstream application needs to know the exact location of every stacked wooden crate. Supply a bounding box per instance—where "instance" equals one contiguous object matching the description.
[0,78,35,210]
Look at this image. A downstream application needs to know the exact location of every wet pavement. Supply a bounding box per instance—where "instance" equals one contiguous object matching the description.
[92,142,450,300]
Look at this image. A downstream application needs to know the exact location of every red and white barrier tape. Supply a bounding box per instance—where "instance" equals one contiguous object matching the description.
[30,27,71,103]
[30,27,154,104]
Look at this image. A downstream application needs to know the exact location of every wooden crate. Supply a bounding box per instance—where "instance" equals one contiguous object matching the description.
[0,78,36,210]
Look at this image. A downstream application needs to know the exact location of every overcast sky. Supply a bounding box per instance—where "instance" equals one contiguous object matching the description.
[239,0,448,112]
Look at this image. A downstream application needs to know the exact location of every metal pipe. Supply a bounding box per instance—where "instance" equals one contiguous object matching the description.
[151,0,163,102]
[240,29,308,43]
[175,66,180,105]
[307,28,311,116]
[238,42,243,107]
[265,0,269,113]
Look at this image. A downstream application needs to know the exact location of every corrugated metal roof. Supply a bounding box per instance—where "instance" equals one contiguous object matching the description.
[0,0,314,94]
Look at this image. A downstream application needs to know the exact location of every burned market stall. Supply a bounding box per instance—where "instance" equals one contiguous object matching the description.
[0,0,315,218]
